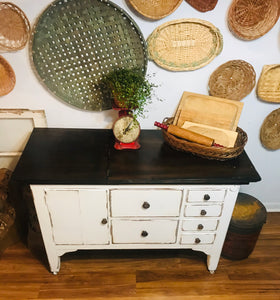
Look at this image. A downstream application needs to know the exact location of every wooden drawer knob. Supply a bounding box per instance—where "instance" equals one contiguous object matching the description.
[204,194,210,201]
[197,224,204,230]
[101,218,108,225]
[142,201,150,209]
[200,209,207,216]
[141,230,148,237]
[195,238,201,244]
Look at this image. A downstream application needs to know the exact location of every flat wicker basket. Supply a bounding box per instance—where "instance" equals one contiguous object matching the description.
[0,55,16,96]
[162,118,247,160]
[208,60,256,101]
[228,0,279,40]
[260,108,280,150]
[127,0,183,20]
[257,65,280,103]
[31,0,147,111]
[185,0,218,12]
[0,2,30,51]
[147,19,223,71]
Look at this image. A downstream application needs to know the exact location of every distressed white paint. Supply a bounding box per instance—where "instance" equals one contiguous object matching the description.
[31,184,239,274]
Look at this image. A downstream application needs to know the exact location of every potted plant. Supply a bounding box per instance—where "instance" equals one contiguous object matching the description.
[104,68,157,119]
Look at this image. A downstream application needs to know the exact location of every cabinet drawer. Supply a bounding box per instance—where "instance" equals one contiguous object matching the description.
[180,233,215,245]
[110,189,182,217]
[112,219,178,244]
[184,204,222,217]
[182,219,218,231]
[187,190,225,203]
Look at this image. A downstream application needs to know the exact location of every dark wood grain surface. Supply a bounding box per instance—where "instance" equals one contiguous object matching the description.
[12,128,261,185]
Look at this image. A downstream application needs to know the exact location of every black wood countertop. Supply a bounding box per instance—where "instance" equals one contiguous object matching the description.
[12,128,261,185]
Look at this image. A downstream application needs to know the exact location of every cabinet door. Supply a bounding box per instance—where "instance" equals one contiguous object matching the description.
[45,189,109,245]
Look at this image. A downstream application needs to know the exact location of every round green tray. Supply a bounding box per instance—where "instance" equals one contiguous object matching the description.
[31,0,147,111]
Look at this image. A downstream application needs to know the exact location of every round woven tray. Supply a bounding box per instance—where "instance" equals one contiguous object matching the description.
[228,0,279,40]
[0,55,16,96]
[31,0,147,111]
[186,0,218,12]
[208,60,256,101]
[260,108,280,150]
[147,19,223,71]
[0,2,30,51]
[257,65,280,103]
[127,0,183,20]
[162,118,247,160]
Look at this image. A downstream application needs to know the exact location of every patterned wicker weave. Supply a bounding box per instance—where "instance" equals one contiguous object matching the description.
[0,2,30,51]
[257,65,280,103]
[162,118,247,160]
[127,0,183,20]
[0,55,16,96]
[260,108,280,150]
[228,0,279,40]
[208,60,256,101]
[147,19,223,71]
[185,0,218,12]
[31,0,147,111]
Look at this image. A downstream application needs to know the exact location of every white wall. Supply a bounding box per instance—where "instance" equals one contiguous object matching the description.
[1,0,279,211]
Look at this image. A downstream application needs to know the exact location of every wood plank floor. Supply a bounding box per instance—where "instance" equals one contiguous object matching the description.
[0,213,279,300]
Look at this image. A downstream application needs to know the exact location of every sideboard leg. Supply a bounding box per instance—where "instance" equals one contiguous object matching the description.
[207,254,218,274]
[49,255,61,275]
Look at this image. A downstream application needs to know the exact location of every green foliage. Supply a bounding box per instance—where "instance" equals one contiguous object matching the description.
[104,68,157,119]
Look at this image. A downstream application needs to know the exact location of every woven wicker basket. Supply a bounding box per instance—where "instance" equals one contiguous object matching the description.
[147,19,223,71]
[0,55,16,96]
[257,65,280,103]
[162,118,247,160]
[31,0,147,111]
[208,60,256,101]
[228,0,279,40]
[0,2,30,51]
[127,0,183,20]
[260,108,280,150]
[186,0,218,12]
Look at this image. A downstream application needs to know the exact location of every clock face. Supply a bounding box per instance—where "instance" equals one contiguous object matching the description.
[113,115,140,143]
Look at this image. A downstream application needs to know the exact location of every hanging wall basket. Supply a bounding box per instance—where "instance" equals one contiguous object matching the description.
[31,0,148,111]
[0,55,16,96]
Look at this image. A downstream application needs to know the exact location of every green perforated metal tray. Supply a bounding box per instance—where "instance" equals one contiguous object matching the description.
[31,0,147,111]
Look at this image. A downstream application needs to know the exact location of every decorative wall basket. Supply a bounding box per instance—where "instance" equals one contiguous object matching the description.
[208,60,256,101]
[0,55,16,96]
[147,19,223,71]
[257,65,280,103]
[260,108,280,150]
[185,0,218,12]
[228,0,279,40]
[127,0,183,20]
[0,2,30,51]
[31,0,147,111]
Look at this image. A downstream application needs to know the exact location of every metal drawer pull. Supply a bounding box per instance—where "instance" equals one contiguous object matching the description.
[197,224,204,230]
[204,194,210,201]
[101,218,108,225]
[200,209,207,216]
[141,230,148,237]
[195,238,201,244]
[142,201,150,209]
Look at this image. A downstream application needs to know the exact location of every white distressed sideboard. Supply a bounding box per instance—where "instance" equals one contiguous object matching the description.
[11,129,261,274]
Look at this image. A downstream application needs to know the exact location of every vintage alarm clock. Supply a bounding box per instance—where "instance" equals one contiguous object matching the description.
[112,114,141,150]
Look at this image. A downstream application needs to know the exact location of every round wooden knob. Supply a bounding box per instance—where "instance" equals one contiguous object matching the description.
[197,224,204,230]
[195,238,201,244]
[101,218,108,225]
[141,230,148,237]
[142,202,150,209]
[200,209,207,216]
[204,194,210,201]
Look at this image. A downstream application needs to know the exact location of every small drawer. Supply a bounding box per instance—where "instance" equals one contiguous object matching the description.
[184,204,222,217]
[180,233,215,245]
[182,219,218,231]
[187,190,225,203]
[110,189,182,217]
[111,219,178,244]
